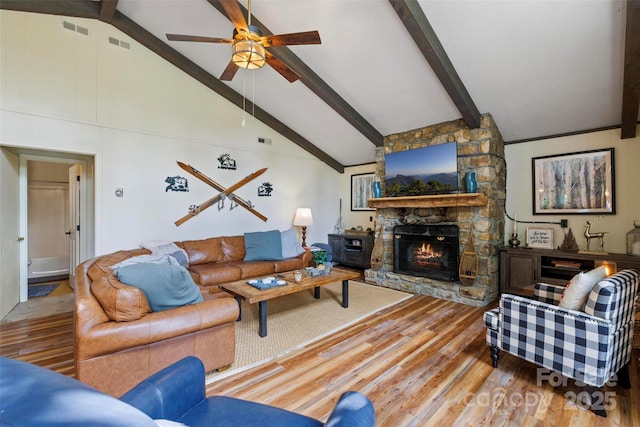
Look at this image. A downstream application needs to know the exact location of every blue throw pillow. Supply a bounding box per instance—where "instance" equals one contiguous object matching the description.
[115,263,203,312]
[244,230,284,261]
[281,228,305,259]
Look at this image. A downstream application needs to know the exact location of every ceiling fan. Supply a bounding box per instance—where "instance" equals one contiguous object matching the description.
[166,0,321,83]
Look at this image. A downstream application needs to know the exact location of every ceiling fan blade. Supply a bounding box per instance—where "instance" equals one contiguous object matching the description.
[166,34,233,44]
[220,0,248,34]
[260,31,321,47]
[220,60,239,81]
[265,52,299,83]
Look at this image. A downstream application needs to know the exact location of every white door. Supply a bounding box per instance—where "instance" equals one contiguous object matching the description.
[68,164,81,287]
[0,148,23,318]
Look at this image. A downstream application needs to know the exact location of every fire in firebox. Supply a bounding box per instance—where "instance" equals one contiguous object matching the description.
[394,224,459,282]
[412,243,445,267]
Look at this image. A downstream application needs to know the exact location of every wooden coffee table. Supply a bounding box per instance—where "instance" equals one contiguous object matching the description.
[220,268,360,337]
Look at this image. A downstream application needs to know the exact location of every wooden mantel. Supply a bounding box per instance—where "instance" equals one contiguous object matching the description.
[367,193,488,209]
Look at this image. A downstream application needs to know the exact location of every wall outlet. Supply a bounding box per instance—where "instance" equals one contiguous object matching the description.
[560,219,568,228]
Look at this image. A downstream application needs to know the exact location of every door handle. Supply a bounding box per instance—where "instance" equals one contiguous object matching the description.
[16,236,25,242]
[65,231,71,235]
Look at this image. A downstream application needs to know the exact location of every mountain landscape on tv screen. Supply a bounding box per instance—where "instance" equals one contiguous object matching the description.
[385,172,458,196]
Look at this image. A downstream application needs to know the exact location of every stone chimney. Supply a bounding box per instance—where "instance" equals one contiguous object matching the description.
[365,114,505,306]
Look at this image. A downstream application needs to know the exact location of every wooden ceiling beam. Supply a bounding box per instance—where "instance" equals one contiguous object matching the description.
[389,0,482,130]
[0,0,99,18]
[99,0,118,23]
[621,0,640,139]
[207,0,384,147]
[0,0,344,172]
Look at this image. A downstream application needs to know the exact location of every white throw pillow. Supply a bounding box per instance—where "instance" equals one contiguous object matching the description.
[139,239,172,250]
[558,266,607,310]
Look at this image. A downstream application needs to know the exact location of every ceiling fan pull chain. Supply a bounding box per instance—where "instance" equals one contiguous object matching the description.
[242,75,246,127]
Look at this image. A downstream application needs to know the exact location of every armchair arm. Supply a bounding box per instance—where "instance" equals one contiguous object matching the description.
[120,356,206,421]
[324,391,375,427]
[500,294,614,386]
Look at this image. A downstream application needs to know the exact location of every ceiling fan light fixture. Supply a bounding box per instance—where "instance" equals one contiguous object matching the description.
[232,39,266,70]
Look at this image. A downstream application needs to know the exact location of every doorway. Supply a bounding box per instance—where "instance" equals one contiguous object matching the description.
[20,154,93,300]
[25,160,74,299]
[12,149,94,304]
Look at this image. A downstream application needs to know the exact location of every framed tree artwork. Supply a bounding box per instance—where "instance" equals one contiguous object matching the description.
[351,173,375,211]
[532,148,615,215]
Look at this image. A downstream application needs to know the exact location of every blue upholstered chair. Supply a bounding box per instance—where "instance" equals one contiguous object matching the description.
[0,356,375,426]
[484,269,639,417]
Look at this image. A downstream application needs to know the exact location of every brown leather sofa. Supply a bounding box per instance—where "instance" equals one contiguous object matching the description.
[178,235,312,291]
[75,235,311,397]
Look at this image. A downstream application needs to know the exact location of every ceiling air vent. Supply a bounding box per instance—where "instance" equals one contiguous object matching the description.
[62,20,89,36]
[108,36,131,51]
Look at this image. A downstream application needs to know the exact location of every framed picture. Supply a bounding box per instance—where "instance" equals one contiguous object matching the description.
[532,148,615,214]
[526,227,554,249]
[351,173,375,211]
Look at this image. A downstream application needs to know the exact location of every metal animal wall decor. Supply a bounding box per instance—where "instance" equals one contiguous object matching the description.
[217,153,237,170]
[175,161,267,226]
[165,175,189,192]
[258,182,273,197]
[584,216,607,252]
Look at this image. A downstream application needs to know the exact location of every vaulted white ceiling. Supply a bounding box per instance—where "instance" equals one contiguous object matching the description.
[5,0,639,170]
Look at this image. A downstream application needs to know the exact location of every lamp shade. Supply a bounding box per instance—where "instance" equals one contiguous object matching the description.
[293,208,313,226]
[232,39,266,69]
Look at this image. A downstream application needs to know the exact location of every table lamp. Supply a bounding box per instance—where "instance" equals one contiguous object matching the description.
[293,208,313,247]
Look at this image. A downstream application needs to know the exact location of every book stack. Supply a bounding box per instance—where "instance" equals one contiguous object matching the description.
[551,260,582,269]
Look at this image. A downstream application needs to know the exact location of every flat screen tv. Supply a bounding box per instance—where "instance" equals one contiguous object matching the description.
[384,141,458,196]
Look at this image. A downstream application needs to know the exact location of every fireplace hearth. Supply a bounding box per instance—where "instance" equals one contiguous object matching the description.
[394,224,459,282]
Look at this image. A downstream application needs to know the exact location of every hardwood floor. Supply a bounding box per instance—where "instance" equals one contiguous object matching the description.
[1,295,638,426]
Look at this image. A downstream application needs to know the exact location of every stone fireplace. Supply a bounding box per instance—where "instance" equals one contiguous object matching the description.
[364,114,505,307]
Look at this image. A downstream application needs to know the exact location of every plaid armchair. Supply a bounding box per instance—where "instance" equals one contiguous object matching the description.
[484,269,639,415]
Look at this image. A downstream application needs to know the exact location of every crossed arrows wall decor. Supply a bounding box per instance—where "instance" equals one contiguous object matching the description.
[175,161,268,226]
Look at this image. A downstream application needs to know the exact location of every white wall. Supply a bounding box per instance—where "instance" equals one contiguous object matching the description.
[0,11,341,258]
[505,128,640,254]
[340,164,377,234]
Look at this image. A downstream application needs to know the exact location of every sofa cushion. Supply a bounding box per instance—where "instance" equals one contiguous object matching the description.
[116,263,204,312]
[220,235,246,262]
[273,257,305,273]
[181,237,223,266]
[558,266,606,310]
[189,262,243,286]
[237,261,276,279]
[91,274,152,322]
[281,228,304,259]
[244,230,284,261]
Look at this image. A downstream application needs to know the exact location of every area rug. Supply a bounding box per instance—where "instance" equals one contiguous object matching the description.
[1,293,74,324]
[27,283,59,298]
[207,280,411,383]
